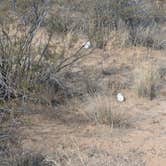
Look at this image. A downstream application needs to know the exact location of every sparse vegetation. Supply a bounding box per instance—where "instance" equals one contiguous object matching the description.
[134,61,160,100]
[0,0,166,165]
[1,152,46,166]
[83,94,129,127]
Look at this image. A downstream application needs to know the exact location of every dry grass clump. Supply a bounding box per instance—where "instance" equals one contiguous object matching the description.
[83,94,129,128]
[134,61,160,100]
[109,28,130,48]
[13,153,45,166]
[0,150,46,166]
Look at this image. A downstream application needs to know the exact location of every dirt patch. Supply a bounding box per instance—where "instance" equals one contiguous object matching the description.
[19,97,166,165]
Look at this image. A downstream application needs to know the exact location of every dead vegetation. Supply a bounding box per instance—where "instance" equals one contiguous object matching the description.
[0,0,166,165]
[83,94,129,128]
[134,61,160,100]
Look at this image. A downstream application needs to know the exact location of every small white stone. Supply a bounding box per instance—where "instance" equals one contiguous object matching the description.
[117,93,125,102]
[83,41,91,49]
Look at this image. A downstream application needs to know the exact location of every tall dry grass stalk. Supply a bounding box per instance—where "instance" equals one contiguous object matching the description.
[134,61,160,100]
[83,94,129,127]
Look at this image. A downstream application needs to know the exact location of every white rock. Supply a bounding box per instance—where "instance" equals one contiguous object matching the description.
[83,41,91,49]
[117,93,125,102]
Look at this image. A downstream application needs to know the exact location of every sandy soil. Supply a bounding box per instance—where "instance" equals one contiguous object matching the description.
[19,47,166,166]
[20,98,166,166]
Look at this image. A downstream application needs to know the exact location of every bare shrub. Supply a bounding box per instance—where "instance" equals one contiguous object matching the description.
[134,61,160,100]
[86,0,132,48]
[83,94,129,127]
[39,0,166,49]
[0,151,46,166]
[46,14,71,34]
[87,0,166,49]
[0,0,94,103]
[109,27,130,48]
[130,22,166,49]
[0,0,50,100]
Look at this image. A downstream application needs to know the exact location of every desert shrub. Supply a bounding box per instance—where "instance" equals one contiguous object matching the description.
[134,61,160,100]
[0,0,53,100]
[13,153,45,166]
[126,0,166,48]
[85,0,134,48]
[0,151,46,166]
[0,23,45,99]
[85,0,157,48]
[83,94,129,127]
[129,19,166,49]
[60,0,166,49]
[0,2,92,103]
[46,14,70,34]
[38,0,166,49]
[45,0,137,48]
